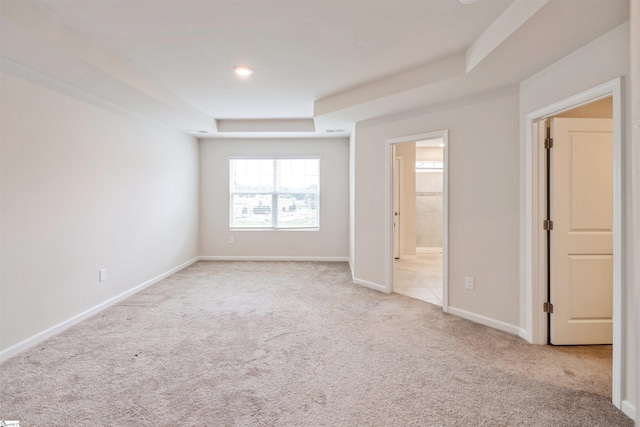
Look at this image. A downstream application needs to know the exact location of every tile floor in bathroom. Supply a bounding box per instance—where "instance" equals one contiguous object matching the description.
[393,253,443,306]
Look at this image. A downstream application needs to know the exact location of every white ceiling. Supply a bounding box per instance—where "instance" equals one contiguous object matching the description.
[0,0,630,138]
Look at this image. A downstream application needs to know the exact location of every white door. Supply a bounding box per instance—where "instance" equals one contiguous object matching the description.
[393,157,401,259]
[550,117,613,345]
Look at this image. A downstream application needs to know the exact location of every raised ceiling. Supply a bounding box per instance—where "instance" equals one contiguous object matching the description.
[0,0,630,138]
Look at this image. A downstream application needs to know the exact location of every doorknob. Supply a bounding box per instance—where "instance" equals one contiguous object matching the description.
[394,212,399,216]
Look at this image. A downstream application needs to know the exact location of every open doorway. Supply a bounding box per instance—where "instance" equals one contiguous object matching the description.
[524,79,623,409]
[386,131,448,311]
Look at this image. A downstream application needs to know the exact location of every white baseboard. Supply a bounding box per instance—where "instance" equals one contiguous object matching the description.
[198,256,349,262]
[352,277,389,294]
[621,400,636,421]
[518,327,532,343]
[349,258,356,285]
[416,247,443,254]
[0,257,199,363]
[447,306,520,336]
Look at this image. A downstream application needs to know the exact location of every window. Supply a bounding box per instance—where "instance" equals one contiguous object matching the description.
[229,158,320,229]
[416,160,443,172]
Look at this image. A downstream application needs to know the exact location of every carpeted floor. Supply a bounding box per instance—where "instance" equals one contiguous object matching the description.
[0,261,632,426]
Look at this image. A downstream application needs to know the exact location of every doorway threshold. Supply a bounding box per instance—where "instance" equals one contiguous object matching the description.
[394,254,443,306]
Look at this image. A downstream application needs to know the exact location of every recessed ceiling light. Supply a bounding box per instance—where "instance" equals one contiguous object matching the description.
[459,0,478,4]
[234,66,253,77]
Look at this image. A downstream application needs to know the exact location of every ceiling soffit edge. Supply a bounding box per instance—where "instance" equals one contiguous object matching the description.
[315,0,551,120]
[1,0,214,130]
[356,84,520,130]
[314,54,466,118]
[216,119,316,133]
[466,0,550,72]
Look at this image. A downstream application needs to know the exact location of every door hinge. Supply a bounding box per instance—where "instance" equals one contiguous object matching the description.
[543,219,553,231]
[544,137,553,149]
[543,302,554,314]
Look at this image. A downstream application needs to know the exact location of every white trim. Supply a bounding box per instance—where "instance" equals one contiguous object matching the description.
[227,155,322,160]
[620,400,636,421]
[394,154,404,259]
[442,137,449,312]
[228,157,321,230]
[522,77,624,409]
[630,1,640,421]
[229,227,320,232]
[347,260,389,294]
[0,257,199,363]
[349,128,356,278]
[518,328,530,341]
[352,277,388,293]
[447,306,521,336]
[385,130,449,313]
[198,256,349,262]
[348,257,355,283]
[347,260,390,295]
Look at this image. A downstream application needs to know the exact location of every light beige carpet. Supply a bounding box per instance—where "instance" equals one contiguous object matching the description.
[0,261,632,426]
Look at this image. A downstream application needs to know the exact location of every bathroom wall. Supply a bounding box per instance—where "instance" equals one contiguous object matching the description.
[416,147,443,252]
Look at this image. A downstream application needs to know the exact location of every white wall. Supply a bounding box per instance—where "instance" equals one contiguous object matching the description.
[354,89,520,327]
[199,138,349,259]
[0,71,200,356]
[519,22,636,417]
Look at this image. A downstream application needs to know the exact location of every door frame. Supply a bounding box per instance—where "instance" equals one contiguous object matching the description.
[522,78,623,408]
[385,130,449,312]
[393,155,403,259]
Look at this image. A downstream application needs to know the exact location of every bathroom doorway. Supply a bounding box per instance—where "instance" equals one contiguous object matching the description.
[390,134,447,309]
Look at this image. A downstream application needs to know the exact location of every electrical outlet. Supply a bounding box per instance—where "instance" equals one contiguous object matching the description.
[229,236,234,244]
[465,276,474,290]
[99,268,108,282]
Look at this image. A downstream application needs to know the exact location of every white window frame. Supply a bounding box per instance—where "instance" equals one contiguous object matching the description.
[228,156,320,231]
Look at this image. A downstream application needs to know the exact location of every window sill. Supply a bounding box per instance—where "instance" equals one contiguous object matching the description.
[229,227,320,232]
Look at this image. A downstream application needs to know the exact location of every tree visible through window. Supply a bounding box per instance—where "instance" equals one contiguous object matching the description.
[229,158,320,229]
